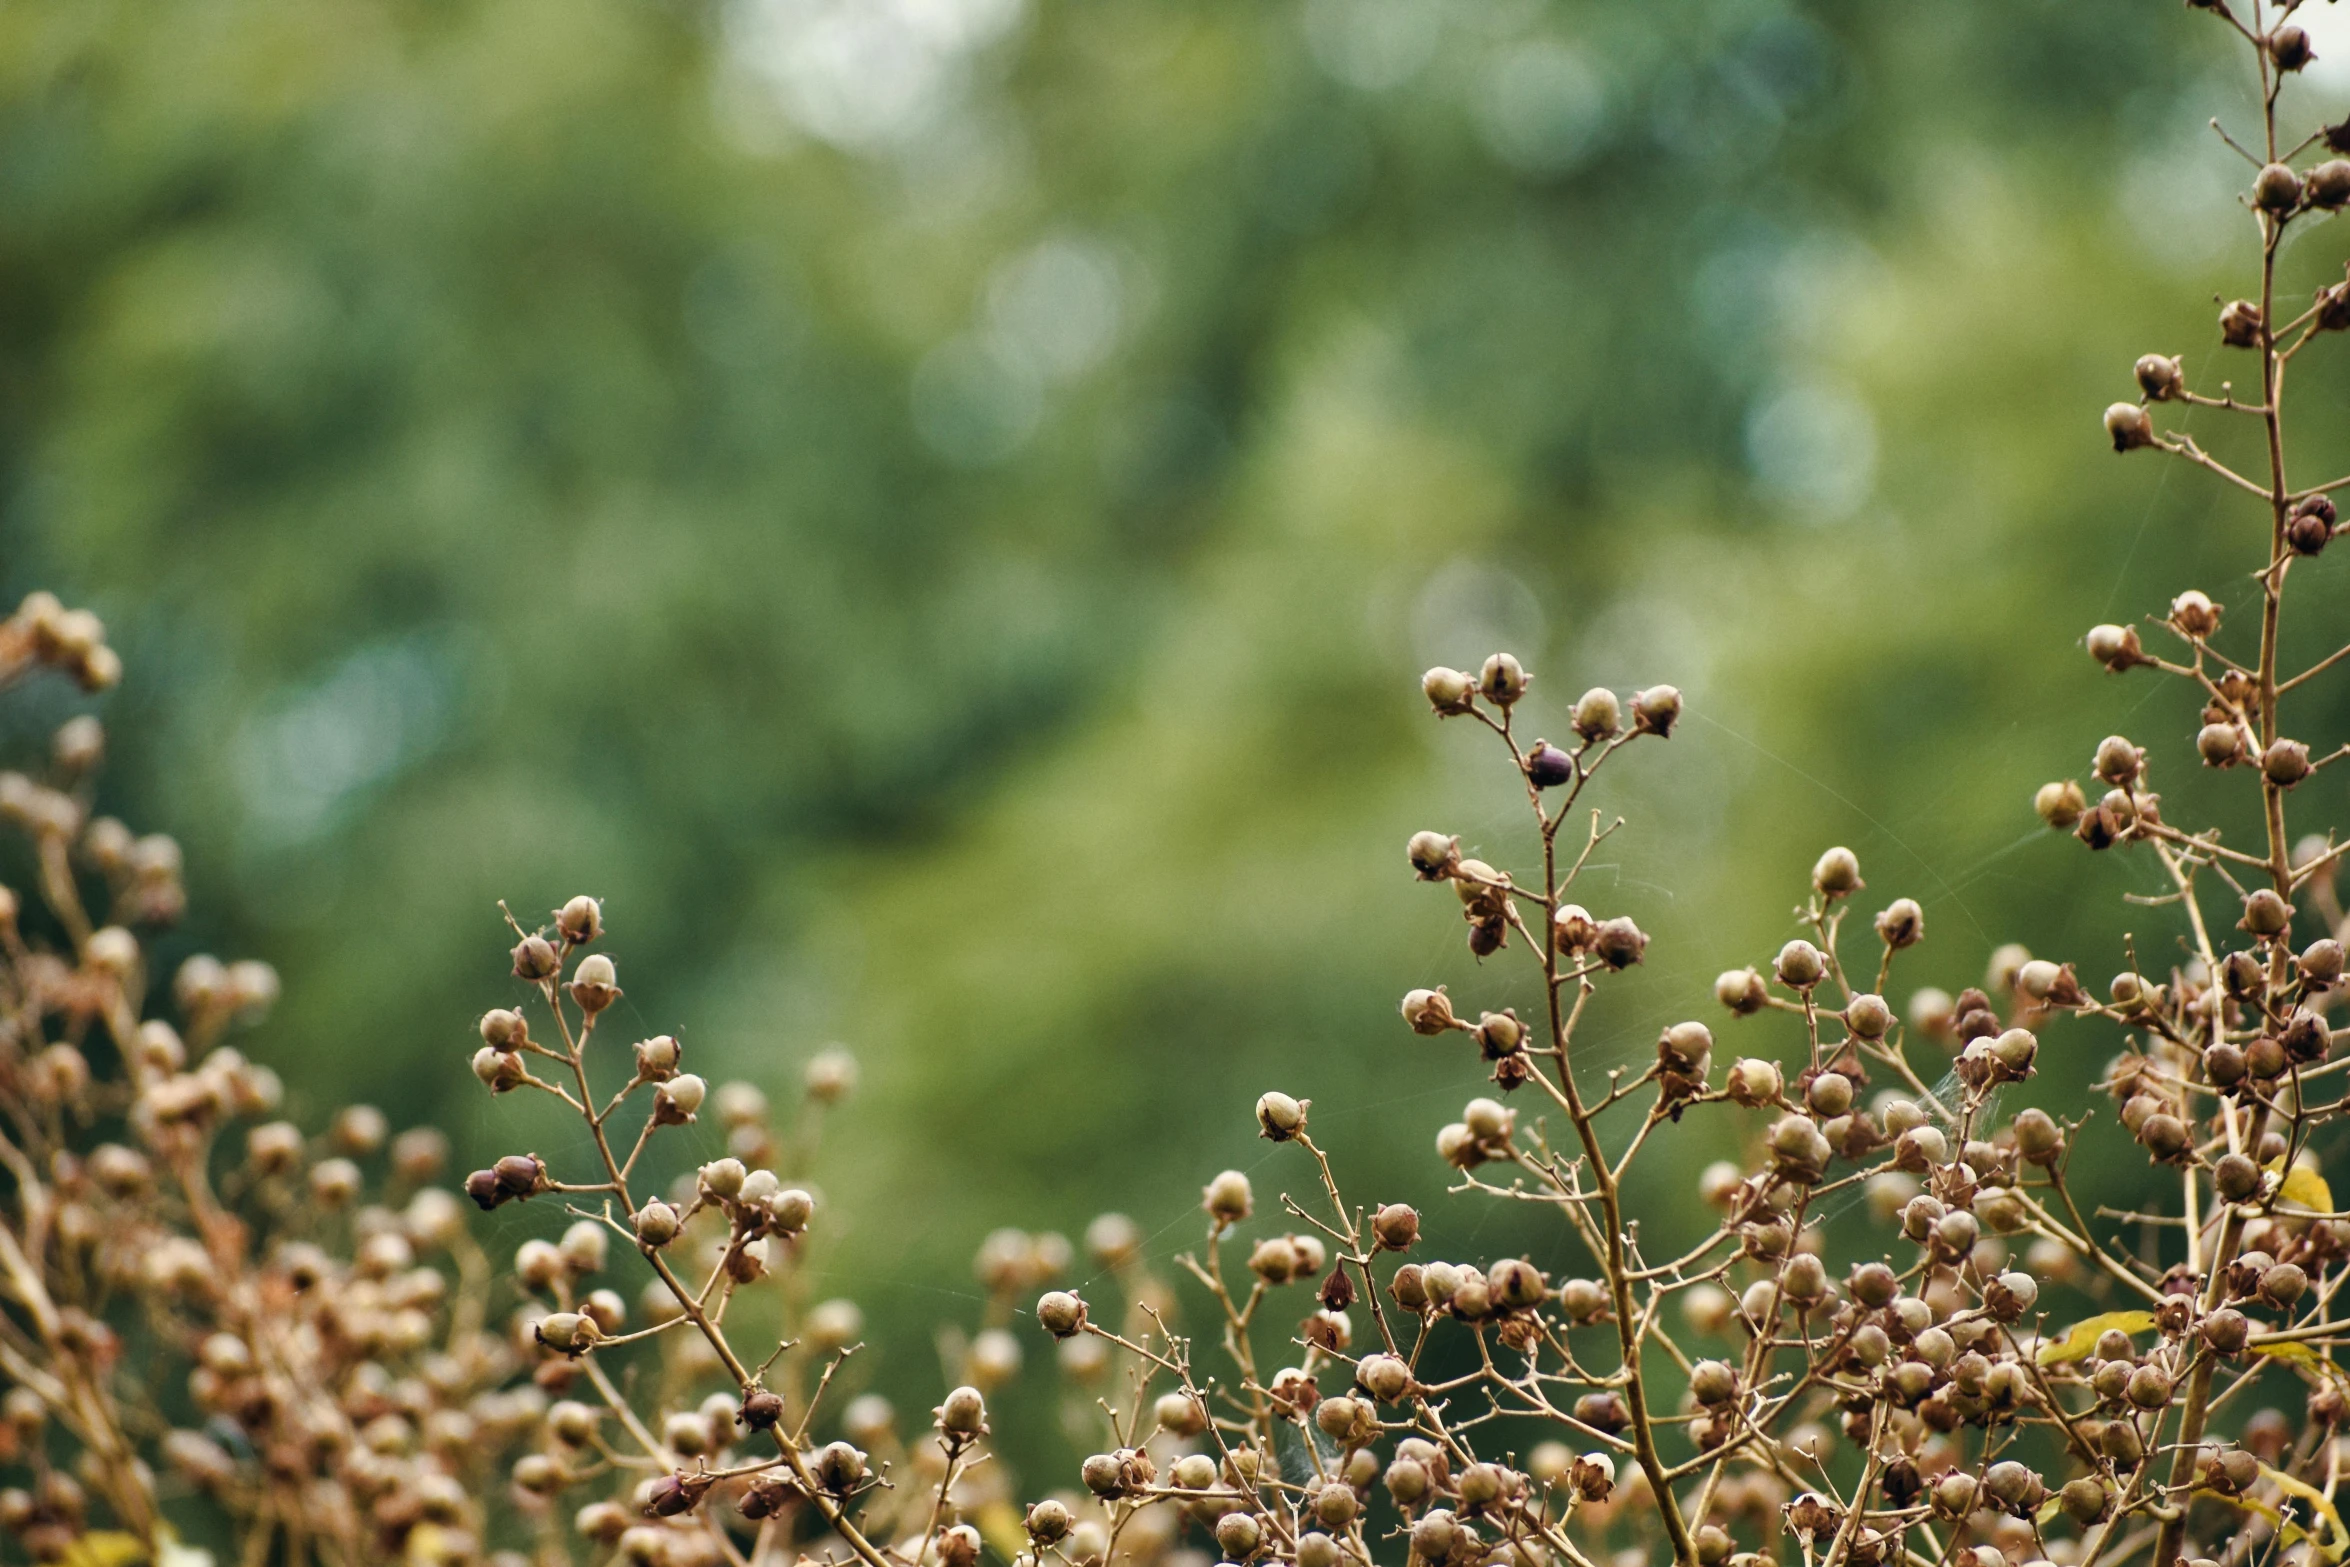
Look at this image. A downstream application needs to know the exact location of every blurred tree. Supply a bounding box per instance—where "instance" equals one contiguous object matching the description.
[6,0,2350,1472]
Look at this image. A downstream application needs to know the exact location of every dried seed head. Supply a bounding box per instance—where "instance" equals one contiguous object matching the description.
[2104,402,2154,452]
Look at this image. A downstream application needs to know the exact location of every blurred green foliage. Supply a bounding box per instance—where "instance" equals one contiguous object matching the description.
[9,0,2350,1478]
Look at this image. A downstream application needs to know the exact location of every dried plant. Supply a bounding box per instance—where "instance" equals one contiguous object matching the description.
[20,7,2350,1567]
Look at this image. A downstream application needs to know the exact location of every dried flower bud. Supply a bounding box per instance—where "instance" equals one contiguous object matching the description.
[2105,402,2154,452]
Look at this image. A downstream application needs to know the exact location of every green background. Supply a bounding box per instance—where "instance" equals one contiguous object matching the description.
[7,0,2350,1481]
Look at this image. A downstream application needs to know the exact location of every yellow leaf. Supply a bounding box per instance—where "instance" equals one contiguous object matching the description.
[2270,1160,2335,1213]
[2266,1464,2349,1563]
[975,1499,1026,1562]
[60,1533,147,1567]
[2036,1311,2155,1366]
[2252,1340,2348,1383]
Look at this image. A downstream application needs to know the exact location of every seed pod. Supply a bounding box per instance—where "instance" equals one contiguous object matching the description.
[2222,298,2264,347]
[632,1202,679,1249]
[1593,916,1648,969]
[1299,1534,1343,1567]
[2086,623,2143,671]
[2060,1477,2112,1527]
[2036,779,2087,829]
[633,1034,681,1080]
[2199,723,2245,766]
[2243,888,2293,937]
[1572,688,1621,741]
[1256,1091,1306,1141]
[2094,734,2143,786]
[2275,24,2316,71]
[2135,354,2185,400]
[1806,1072,1853,1116]
[1478,1011,1528,1059]
[1407,831,1460,879]
[535,1311,597,1354]
[512,935,560,980]
[1153,1390,1205,1436]
[1813,846,1861,898]
[1411,1510,1460,1562]
[1478,653,1528,706]
[557,895,603,944]
[2202,1307,2249,1356]
[1400,988,1457,1035]
[480,1009,528,1050]
[2126,1364,2174,1409]
[1373,1203,1420,1250]
[1843,992,1892,1039]
[2256,161,2304,212]
[472,1047,523,1093]
[1985,1271,2038,1322]
[1726,1057,1782,1106]
[1775,940,1824,989]
[1202,1169,1252,1223]
[1984,1460,2043,1513]
[1632,685,1682,736]
[2263,1261,2309,1306]
[1526,739,1577,790]
[2311,160,2350,209]
[1316,1394,1373,1446]
[1036,1290,1088,1337]
[1690,1360,1738,1405]
[936,1385,988,1438]
[1423,667,1476,714]
[2290,506,2335,554]
[1357,1352,1413,1403]
[2266,738,2313,787]
[2105,403,2154,452]
[1024,1499,1071,1545]
[1716,967,1767,1014]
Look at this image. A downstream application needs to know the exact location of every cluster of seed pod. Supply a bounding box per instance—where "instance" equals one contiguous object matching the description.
[0,693,541,1565]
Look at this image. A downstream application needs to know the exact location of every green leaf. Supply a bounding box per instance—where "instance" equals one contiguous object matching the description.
[2036,1310,2155,1366]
